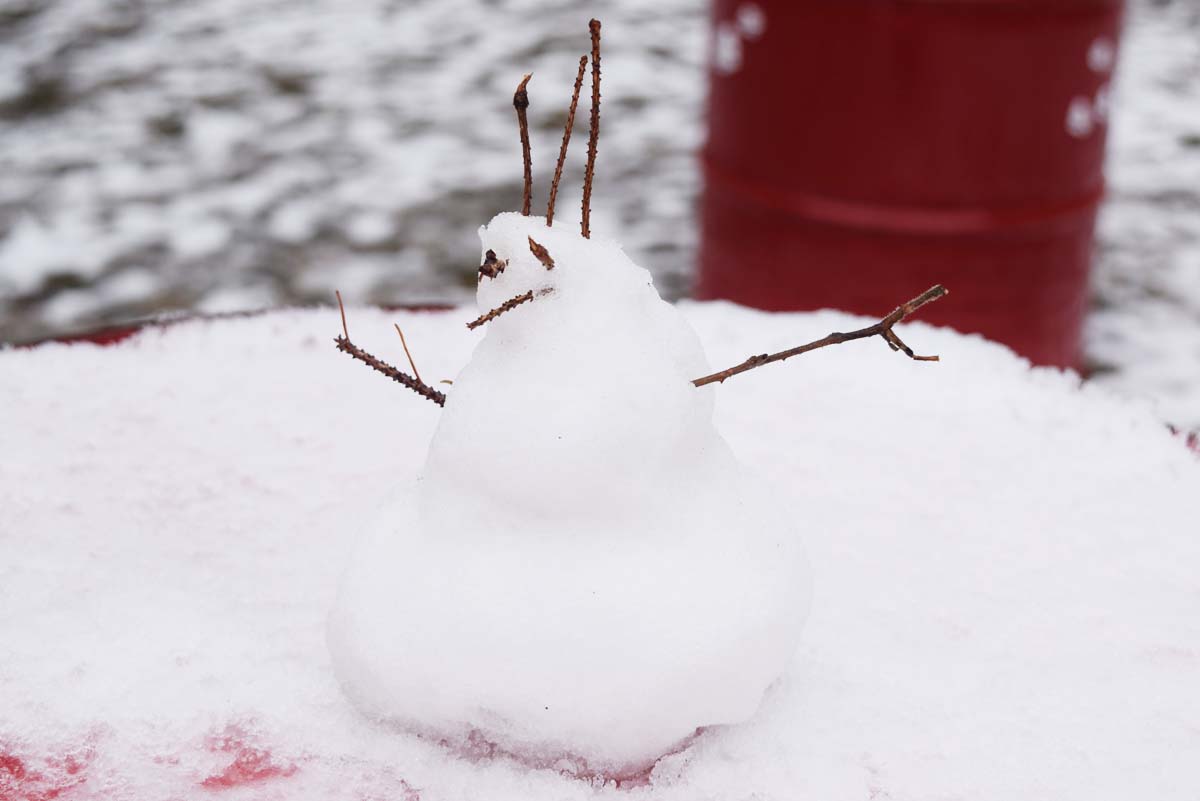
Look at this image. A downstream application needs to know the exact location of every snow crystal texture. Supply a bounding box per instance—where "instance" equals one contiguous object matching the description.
[2,301,1199,800]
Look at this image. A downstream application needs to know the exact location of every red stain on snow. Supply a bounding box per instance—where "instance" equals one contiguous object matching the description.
[0,753,25,780]
[0,742,92,801]
[200,724,297,791]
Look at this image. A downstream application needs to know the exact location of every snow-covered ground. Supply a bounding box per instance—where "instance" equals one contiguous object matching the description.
[0,0,1197,429]
[2,304,1198,800]
[0,0,705,335]
[1087,0,1200,430]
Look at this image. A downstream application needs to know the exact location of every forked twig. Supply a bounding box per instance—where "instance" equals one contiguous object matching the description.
[547,55,588,227]
[332,292,446,406]
[580,19,601,238]
[692,285,949,387]
[335,337,446,406]
[514,73,533,216]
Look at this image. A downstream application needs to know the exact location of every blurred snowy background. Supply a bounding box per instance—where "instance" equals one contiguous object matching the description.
[0,0,1196,428]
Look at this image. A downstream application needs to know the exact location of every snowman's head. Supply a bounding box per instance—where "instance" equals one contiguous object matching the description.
[472,211,653,328]
[468,32,618,330]
[474,213,558,313]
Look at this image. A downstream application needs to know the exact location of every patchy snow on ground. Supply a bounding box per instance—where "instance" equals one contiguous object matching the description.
[2,304,1198,800]
[0,0,705,340]
[0,0,1197,429]
[1088,0,1200,430]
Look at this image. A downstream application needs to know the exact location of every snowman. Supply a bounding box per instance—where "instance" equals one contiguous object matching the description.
[328,19,941,777]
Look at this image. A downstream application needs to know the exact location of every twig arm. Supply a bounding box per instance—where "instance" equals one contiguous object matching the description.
[335,336,446,407]
[332,292,446,406]
[692,285,948,387]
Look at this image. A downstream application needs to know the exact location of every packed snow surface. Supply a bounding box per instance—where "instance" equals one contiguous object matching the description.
[328,213,809,774]
[2,302,1199,799]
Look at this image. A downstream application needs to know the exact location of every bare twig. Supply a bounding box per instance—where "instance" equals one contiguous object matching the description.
[394,323,422,383]
[332,292,445,406]
[528,236,555,270]
[335,336,446,406]
[514,73,533,216]
[581,19,601,238]
[466,290,535,330]
[547,55,588,227]
[692,285,949,387]
[336,289,349,338]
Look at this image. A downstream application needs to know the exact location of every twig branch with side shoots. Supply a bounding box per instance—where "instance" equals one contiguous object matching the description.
[692,285,949,387]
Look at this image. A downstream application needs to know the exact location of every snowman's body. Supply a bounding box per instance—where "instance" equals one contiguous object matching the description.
[328,213,810,774]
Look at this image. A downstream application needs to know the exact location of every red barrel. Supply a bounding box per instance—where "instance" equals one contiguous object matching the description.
[697,0,1123,367]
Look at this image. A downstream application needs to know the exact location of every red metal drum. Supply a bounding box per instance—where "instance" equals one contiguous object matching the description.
[697,0,1124,368]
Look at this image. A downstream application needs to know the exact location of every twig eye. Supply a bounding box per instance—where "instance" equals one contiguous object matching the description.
[478,249,506,280]
[528,237,555,270]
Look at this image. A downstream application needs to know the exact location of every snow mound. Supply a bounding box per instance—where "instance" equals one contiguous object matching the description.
[1,303,1198,800]
[328,213,810,774]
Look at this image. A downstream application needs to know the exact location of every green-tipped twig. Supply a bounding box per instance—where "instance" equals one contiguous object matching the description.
[692,285,949,387]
